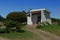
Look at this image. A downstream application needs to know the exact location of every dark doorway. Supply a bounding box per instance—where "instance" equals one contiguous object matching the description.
[37,14,41,24]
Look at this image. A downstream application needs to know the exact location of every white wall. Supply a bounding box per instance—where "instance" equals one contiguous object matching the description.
[27,16,33,25]
[41,10,46,22]
[41,10,51,24]
[47,19,51,24]
[43,11,51,24]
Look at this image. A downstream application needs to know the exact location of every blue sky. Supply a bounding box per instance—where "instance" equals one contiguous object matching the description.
[0,0,60,19]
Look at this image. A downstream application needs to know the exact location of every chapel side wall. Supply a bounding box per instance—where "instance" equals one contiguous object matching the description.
[41,10,47,22]
[44,11,52,24]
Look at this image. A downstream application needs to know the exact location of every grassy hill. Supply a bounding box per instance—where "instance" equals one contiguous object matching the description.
[38,24,60,36]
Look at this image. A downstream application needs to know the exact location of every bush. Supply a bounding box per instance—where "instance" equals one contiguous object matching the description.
[5,20,25,33]
[16,24,21,32]
[37,22,50,28]
[16,29,25,33]
[16,22,25,32]
[4,20,16,33]
[5,23,12,33]
[0,28,5,34]
[37,24,44,28]
[51,18,60,25]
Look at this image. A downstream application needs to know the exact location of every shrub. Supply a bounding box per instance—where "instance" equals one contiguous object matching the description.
[37,24,44,28]
[51,18,60,25]
[16,23,21,32]
[5,26,11,33]
[15,22,25,32]
[37,22,50,28]
[5,20,25,33]
[0,28,5,34]
[5,20,17,33]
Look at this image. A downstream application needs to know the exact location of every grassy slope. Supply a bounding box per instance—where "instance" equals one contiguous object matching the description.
[0,30,37,40]
[38,24,60,36]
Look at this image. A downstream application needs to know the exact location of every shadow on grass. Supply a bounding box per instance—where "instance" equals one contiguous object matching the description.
[0,28,25,34]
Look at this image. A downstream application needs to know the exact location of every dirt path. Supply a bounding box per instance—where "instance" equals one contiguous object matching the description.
[0,37,10,40]
[37,30,60,40]
[25,27,60,40]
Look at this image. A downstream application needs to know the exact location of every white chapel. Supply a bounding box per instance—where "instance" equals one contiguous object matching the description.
[27,8,51,25]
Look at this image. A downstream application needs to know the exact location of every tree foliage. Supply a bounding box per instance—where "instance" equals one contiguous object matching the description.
[0,15,5,22]
[51,18,60,25]
[5,20,21,33]
[6,11,27,23]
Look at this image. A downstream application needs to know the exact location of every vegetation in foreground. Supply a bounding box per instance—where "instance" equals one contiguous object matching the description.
[0,28,37,40]
[37,24,60,36]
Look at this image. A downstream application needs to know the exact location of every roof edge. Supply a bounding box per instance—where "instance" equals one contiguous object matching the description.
[30,8,50,12]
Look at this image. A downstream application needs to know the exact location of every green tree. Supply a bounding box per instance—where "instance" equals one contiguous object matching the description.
[0,15,5,22]
[5,20,21,33]
[51,18,60,25]
[6,11,27,23]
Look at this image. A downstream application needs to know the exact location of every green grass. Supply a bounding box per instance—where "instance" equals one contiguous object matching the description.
[0,29,36,40]
[38,24,60,36]
[0,31,33,38]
